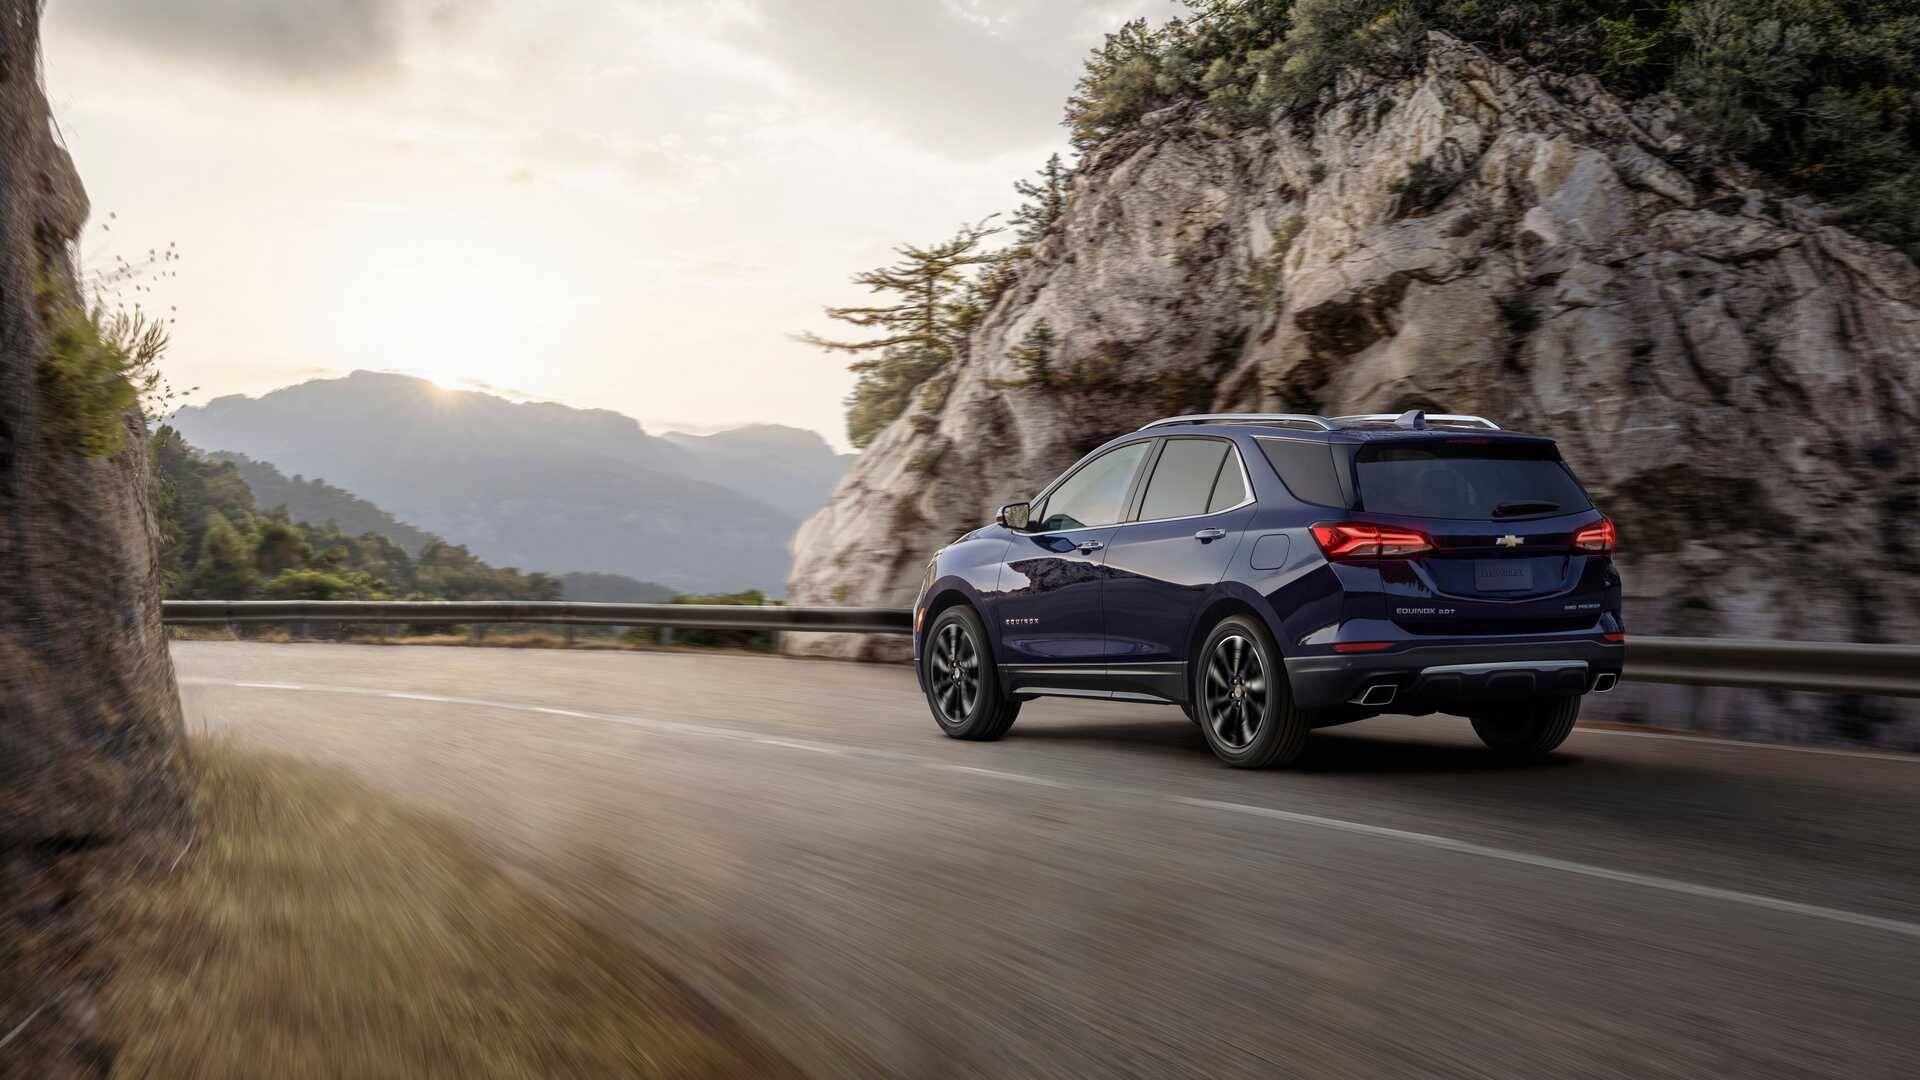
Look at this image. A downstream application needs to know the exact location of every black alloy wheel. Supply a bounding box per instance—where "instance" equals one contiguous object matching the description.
[1194,614,1312,768]
[930,619,981,725]
[1204,632,1267,751]
[921,606,1020,741]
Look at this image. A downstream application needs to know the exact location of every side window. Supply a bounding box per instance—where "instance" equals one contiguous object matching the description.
[1037,442,1151,531]
[1138,438,1231,521]
[1207,447,1248,512]
[1258,438,1346,508]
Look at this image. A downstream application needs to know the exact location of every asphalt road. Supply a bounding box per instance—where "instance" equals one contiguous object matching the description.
[173,642,1920,1079]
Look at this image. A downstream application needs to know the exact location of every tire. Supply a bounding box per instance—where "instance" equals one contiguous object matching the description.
[1470,696,1581,761]
[1193,614,1311,768]
[921,606,1020,741]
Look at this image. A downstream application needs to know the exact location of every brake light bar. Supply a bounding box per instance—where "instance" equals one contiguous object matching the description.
[1311,522,1434,560]
[1573,516,1616,554]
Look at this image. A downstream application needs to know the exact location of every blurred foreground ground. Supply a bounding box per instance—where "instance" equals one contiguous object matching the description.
[103,739,798,1079]
[170,642,1920,1079]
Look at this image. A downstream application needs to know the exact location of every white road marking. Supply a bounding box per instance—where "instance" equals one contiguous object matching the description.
[1580,726,1918,763]
[930,764,1071,788]
[1176,796,1920,941]
[191,676,1920,941]
[755,737,844,755]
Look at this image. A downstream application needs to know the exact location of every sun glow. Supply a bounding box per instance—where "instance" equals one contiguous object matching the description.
[332,212,586,398]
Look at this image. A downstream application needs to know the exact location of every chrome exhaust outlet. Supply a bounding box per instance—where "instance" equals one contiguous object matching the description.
[1354,684,1397,707]
[1592,673,1617,693]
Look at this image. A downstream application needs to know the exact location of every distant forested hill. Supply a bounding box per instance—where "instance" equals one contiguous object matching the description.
[169,372,850,593]
[153,427,678,602]
[558,571,676,604]
[662,425,854,520]
[210,450,437,554]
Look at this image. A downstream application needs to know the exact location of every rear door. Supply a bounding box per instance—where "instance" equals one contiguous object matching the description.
[1348,438,1611,635]
[1102,437,1254,697]
[994,440,1154,676]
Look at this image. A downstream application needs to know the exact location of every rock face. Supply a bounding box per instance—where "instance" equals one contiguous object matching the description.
[0,4,193,1073]
[787,33,1920,748]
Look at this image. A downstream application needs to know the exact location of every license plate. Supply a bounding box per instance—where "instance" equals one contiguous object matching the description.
[1474,560,1533,592]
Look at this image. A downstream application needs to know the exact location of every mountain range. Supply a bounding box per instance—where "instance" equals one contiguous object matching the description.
[169,371,853,594]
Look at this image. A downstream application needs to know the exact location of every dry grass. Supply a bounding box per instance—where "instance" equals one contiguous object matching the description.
[103,740,799,1079]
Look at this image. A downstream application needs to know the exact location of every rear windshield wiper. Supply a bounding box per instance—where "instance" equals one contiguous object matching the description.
[1491,501,1560,518]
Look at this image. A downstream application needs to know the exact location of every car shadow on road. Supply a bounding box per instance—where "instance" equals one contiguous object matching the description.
[1011,713,1583,776]
[1011,716,1208,752]
[1292,731,1583,775]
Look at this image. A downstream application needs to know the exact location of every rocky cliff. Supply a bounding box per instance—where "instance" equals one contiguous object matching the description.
[0,4,192,1072]
[787,33,1920,748]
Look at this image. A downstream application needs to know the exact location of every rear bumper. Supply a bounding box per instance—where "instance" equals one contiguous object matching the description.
[1284,639,1624,710]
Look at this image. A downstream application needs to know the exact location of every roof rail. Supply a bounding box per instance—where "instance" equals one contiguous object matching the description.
[1139,413,1338,432]
[1330,413,1502,431]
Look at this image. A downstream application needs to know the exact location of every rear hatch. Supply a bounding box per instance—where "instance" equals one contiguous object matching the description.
[1347,436,1612,635]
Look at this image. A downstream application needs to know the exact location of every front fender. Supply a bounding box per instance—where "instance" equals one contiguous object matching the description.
[914,532,1014,667]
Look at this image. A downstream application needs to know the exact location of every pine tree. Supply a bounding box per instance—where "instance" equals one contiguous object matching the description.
[1010,154,1070,247]
[1065,17,1177,151]
[251,516,311,577]
[800,219,1001,447]
[190,512,259,599]
[1013,321,1057,386]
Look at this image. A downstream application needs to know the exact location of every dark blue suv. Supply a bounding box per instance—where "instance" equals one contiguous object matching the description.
[912,411,1623,768]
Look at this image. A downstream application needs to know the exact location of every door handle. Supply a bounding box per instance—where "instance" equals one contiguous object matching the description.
[1076,539,1105,554]
[1193,528,1228,542]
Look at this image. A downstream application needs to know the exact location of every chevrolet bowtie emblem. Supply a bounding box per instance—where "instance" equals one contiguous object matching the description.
[1496,534,1524,548]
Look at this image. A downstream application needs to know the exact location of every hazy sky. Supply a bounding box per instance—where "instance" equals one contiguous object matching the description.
[44,0,1183,448]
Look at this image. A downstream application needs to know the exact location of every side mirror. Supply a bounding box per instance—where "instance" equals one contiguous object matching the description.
[996,502,1032,532]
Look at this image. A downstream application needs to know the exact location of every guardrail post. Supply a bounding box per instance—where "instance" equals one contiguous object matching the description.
[659,626,674,647]
[564,624,575,648]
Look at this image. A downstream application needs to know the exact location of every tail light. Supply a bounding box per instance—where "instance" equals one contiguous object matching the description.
[1573,516,1616,554]
[1311,522,1433,560]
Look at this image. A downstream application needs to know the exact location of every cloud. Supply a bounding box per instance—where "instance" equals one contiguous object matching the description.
[54,0,423,81]
[722,0,1077,152]
[711,0,1190,155]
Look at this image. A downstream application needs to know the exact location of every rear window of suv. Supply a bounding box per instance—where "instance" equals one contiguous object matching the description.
[1352,441,1591,520]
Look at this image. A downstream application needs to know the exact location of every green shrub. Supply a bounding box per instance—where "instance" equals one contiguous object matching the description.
[625,590,778,650]
[259,568,387,601]
[1012,321,1057,386]
[36,278,169,458]
[1064,1,1920,259]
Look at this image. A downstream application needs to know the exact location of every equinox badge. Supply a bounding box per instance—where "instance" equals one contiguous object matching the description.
[1496,534,1524,548]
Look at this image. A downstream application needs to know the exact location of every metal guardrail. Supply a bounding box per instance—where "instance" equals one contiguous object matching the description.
[1623,637,1920,698]
[161,600,911,635]
[161,602,1920,698]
